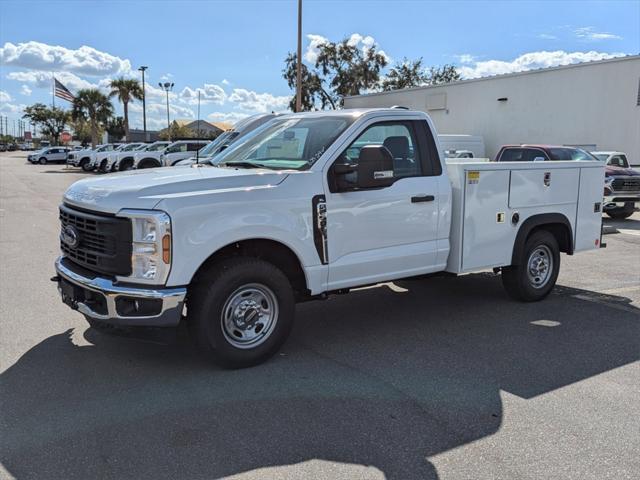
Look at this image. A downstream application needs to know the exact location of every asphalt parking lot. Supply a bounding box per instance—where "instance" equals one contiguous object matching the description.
[0,151,638,480]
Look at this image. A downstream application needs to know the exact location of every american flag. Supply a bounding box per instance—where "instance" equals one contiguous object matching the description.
[54,78,75,102]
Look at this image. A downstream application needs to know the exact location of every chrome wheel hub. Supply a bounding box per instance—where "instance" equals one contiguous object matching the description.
[527,245,553,289]
[221,283,278,349]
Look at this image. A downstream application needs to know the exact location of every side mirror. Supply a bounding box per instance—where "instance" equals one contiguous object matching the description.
[533,156,546,162]
[331,145,395,192]
[356,145,395,189]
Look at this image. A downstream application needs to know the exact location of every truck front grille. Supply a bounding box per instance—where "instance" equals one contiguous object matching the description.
[611,177,640,192]
[59,205,132,277]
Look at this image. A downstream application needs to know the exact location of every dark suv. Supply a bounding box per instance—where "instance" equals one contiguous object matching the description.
[496,145,639,219]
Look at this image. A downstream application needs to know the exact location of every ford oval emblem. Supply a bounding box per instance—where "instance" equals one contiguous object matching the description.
[61,225,80,248]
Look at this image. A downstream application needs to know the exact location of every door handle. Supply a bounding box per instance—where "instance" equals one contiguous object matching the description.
[411,195,435,203]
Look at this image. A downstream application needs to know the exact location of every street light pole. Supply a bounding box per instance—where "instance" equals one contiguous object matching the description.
[159,82,174,141]
[295,0,303,112]
[138,66,148,140]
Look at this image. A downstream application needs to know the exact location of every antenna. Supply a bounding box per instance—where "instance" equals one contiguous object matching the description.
[196,90,201,165]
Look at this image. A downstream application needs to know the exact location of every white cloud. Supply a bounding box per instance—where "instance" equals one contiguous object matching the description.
[160,73,173,81]
[537,33,558,40]
[0,100,26,115]
[0,41,131,76]
[304,34,329,63]
[0,90,12,102]
[304,33,390,64]
[221,79,230,85]
[20,85,32,96]
[145,102,195,119]
[179,83,226,105]
[458,50,625,79]
[228,88,289,113]
[207,111,250,124]
[6,70,101,92]
[455,54,477,64]
[574,27,622,41]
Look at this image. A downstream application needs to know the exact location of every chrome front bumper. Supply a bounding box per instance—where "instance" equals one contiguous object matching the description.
[54,257,186,327]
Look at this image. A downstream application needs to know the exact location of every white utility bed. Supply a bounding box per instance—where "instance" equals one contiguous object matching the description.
[445,161,605,274]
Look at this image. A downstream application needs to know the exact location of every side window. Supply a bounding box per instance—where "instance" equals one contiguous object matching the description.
[188,143,203,152]
[500,148,526,161]
[524,149,548,161]
[342,122,422,179]
[610,155,628,167]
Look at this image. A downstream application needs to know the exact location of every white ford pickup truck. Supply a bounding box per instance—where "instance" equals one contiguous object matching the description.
[54,109,605,368]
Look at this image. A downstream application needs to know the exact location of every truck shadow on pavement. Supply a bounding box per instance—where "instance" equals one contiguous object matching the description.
[1,273,638,479]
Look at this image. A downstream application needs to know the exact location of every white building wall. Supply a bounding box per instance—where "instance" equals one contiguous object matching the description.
[344,56,640,163]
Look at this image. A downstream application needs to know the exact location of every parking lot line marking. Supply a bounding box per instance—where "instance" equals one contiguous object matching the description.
[617,229,640,236]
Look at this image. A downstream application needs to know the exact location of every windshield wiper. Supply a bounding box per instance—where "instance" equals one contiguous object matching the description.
[221,161,266,169]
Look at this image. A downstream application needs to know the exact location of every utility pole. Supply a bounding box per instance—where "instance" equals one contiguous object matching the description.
[159,82,174,141]
[138,66,148,140]
[295,0,303,112]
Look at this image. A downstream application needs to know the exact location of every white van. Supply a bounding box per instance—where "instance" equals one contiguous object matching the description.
[438,134,485,159]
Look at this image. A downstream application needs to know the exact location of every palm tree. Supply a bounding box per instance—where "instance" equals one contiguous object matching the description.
[109,77,143,142]
[72,89,114,148]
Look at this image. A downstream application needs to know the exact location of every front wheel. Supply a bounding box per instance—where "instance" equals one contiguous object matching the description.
[39,157,47,165]
[80,159,92,171]
[502,230,560,302]
[188,258,295,368]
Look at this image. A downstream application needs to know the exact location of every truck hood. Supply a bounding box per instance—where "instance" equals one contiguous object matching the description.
[605,165,639,177]
[63,166,289,214]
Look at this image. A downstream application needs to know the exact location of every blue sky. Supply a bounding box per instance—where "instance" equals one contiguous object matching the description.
[1,0,638,132]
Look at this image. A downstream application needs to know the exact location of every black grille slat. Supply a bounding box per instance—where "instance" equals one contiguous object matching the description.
[611,178,640,192]
[59,205,132,276]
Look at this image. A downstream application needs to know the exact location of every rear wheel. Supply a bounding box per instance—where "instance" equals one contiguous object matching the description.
[188,257,295,368]
[502,230,560,302]
[138,159,159,169]
[606,202,635,220]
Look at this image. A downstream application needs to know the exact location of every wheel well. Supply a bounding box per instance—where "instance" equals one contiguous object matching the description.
[511,214,573,265]
[138,158,160,169]
[192,239,309,298]
[80,157,90,164]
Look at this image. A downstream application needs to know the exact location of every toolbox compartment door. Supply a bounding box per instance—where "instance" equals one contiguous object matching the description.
[509,168,579,209]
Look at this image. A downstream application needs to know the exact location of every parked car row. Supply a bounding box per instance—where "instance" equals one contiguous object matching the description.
[64,113,279,174]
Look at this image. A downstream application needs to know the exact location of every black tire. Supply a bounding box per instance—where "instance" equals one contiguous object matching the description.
[502,230,560,302]
[80,159,92,171]
[119,159,133,171]
[606,203,635,220]
[39,157,47,165]
[138,159,160,169]
[188,257,295,368]
[98,160,107,173]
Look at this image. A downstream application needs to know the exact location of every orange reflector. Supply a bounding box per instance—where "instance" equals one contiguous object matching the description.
[162,234,171,264]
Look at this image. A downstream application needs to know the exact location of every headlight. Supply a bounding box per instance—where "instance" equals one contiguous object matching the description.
[604,176,613,185]
[116,209,172,285]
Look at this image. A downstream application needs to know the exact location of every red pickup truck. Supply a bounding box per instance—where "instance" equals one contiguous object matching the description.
[496,145,640,219]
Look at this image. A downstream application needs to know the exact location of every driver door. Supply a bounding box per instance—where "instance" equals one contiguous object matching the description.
[325,120,442,290]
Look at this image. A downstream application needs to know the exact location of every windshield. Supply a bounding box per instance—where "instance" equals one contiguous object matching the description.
[549,148,596,161]
[95,145,110,152]
[122,144,141,151]
[198,131,234,156]
[593,154,609,162]
[215,116,353,170]
[145,142,169,152]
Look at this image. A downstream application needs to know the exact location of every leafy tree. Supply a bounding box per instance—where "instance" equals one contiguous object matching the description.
[283,37,388,110]
[106,116,126,141]
[71,89,114,148]
[69,117,100,145]
[22,103,70,145]
[283,53,335,111]
[426,64,461,85]
[158,121,193,141]
[109,77,143,142]
[381,58,430,91]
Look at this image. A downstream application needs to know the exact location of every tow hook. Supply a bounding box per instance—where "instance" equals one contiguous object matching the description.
[50,275,60,282]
